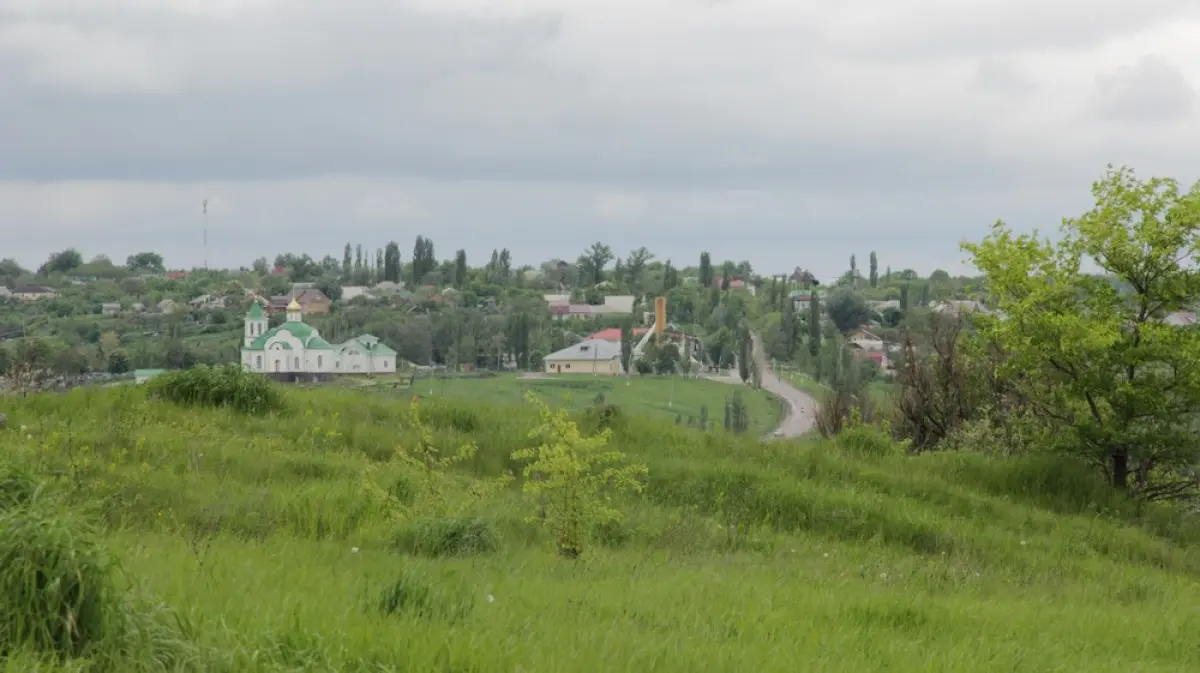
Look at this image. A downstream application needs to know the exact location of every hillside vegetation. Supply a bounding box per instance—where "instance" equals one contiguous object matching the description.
[1,374,1198,672]
[337,372,781,435]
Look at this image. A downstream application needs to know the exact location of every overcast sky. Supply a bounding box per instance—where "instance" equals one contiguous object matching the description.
[1,0,1198,280]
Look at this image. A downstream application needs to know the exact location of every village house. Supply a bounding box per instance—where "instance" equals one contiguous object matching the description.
[543,339,623,376]
[156,299,178,314]
[544,294,636,320]
[10,285,57,301]
[189,294,226,310]
[269,288,331,315]
[712,276,756,295]
[101,302,122,316]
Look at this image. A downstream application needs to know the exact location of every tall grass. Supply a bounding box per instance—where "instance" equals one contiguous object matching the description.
[1,384,1198,671]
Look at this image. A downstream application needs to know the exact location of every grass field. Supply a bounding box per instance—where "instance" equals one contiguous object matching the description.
[330,372,783,436]
[1,381,1199,672]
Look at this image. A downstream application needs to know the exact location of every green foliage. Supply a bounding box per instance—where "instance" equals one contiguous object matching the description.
[148,364,284,414]
[0,487,116,657]
[1,382,1200,670]
[361,397,511,523]
[825,287,871,333]
[964,165,1200,499]
[512,394,648,558]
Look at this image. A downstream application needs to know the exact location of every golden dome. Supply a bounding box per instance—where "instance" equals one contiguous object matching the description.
[287,298,302,312]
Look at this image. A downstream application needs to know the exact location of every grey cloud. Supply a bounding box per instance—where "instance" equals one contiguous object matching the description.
[1093,55,1196,123]
[973,60,1038,93]
[0,0,1073,192]
[0,0,1198,281]
[826,0,1199,61]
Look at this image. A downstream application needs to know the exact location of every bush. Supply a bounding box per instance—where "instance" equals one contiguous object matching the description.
[148,364,284,414]
[0,490,118,658]
[393,517,500,557]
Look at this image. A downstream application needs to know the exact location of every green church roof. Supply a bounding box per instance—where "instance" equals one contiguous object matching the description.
[246,302,264,319]
[244,320,315,351]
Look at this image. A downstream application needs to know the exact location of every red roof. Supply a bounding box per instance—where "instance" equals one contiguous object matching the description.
[588,327,650,341]
[166,271,188,280]
[714,276,746,288]
[855,351,886,365]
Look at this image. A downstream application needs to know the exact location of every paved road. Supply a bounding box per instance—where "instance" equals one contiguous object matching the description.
[752,334,818,438]
[701,335,819,438]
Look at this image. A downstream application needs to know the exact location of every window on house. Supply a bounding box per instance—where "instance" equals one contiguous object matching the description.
[294,357,300,368]
[255,355,262,369]
[382,360,388,368]
[564,363,570,369]
[317,356,323,368]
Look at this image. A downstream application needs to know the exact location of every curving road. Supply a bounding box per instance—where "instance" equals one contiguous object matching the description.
[703,335,819,438]
[752,335,818,438]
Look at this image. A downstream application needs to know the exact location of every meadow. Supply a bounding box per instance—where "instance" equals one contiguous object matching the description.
[1,375,1199,672]
[326,371,782,435]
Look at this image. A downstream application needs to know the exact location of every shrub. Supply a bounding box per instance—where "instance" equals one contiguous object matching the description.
[0,490,118,658]
[393,517,500,557]
[514,394,648,558]
[148,364,284,414]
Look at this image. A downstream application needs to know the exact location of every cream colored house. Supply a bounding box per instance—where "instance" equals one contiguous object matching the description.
[544,339,623,375]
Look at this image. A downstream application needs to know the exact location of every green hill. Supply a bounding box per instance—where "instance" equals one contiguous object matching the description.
[333,372,782,435]
[1,381,1197,672]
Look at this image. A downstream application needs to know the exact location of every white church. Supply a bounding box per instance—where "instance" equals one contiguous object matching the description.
[240,299,398,379]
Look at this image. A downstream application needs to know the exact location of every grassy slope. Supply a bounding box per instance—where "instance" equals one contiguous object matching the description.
[331,373,782,436]
[2,386,1199,672]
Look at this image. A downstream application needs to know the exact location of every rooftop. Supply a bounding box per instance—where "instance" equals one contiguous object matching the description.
[544,339,623,361]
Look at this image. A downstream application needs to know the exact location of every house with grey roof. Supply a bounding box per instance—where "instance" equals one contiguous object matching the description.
[544,339,623,376]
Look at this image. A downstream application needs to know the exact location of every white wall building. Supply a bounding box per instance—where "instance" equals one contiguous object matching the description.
[239,299,398,376]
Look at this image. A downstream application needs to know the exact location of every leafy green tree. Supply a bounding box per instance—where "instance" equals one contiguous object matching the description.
[653,341,679,375]
[808,290,821,358]
[578,242,613,286]
[38,248,83,275]
[454,249,468,287]
[826,287,871,333]
[342,243,352,278]
[383,241,402,283]
[625,247,653,293]
[780,297,797,359]
[737,325,751,383]
[662,259,678,291]
[619,320,634,373]
[125,251,164,274]
[512,394,648,558]
[965,165,1200,498]
[868,251,878,288]
[699,252,713,288]
[899,283,910,311]
[107,350,131,374]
